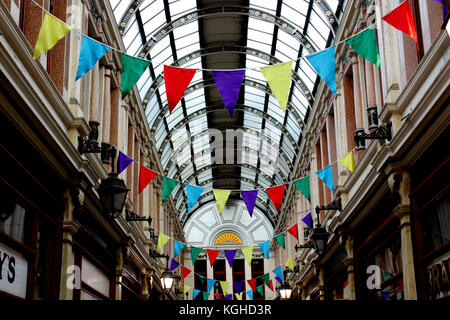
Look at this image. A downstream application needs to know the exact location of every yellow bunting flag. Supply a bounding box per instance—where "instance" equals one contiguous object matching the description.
[34,12,71,60]
[285,257,294,271]
[338,150,355,172]
[235,292,243,300]
[156,232,171,252]
[241,246,254,265]
[183,284,191,295]
[213,189,232,215]
[260,61,293,112]
[220,281,229,295]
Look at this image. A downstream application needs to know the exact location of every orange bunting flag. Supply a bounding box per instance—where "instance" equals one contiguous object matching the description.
[139,165,157,193]
[207,249,220,267]
[287,224,299,241]
[382,1,418,47]
[164,65,197,113]
[182,266,192,281]
[267,184,286,212]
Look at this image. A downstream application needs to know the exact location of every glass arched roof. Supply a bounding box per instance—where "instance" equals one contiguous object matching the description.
[109,0,345,226]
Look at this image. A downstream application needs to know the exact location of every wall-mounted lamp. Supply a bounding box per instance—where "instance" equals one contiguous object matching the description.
[354,121,392,150]
[125,209,152,223]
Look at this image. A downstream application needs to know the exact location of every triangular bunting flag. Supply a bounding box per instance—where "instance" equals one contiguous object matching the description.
[273,266,284,281]
[225,294,232,300]
[301,212,313,229]
[121,53,151,98]
[212,70,245,117]
[196,273,205,284]
[225,249,237,267]
[241,246,254,265]
[338,150,355,172]
[285,257,294,271]
[269,280,274,291]
[247,278,257,292]
[261,273,270,288]
[186,184,205,212]
[183,284,191,295]
[294,176,310,202]
[235,292,243,300]
[164,65,197,113]
[220,281,229,295]
[274,233,285,249]
[316,165,335,193]
[275,276,283,284]
[382,1,418,45]
[138,165,157,193]
[173,240,185,258]
[234,280,244,294]
[117,151,134,175]
[203,292,210,300]
[267,184,286,212]
[258,240,270,259]
[240,190,258,217]
[190,246,202,265]
[156,232,171,252]
[34,12,71,60]
[306,46,337,95]
[76,35,111,80]
[345,27,380,67]
[207,249,220,267]
[169,258,180,272]
[193,288,200,300]
[213,189,231,214]
[246,290,253,300]
[162,176,180,202]
[260,61,293,112]
[287,224,299,241]
[256,285,264,297]
[181,266,192,281]
[207,278,216,293]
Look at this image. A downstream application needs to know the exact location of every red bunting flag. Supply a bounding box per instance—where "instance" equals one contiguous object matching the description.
[382,1,418,46]
[269,280,274,292]
[139,165,157,193]
[343,279,349,289]
[207,249,220,267]
[182,266,192,281]
[287,223,299,241]
[267,184,286,212]
[164,65,197,113]
[247,278,257,292]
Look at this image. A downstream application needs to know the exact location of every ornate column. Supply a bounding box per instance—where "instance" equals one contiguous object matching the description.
[351,52,365,157]
[59,188,83,300]
[388,170,417,300]
[365,59,379,131]
[341,231,356,300]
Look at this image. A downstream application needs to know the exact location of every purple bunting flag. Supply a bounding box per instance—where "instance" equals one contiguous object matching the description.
[225,294,233,300]
[169,258,180,272]
[117,151,134,174]
[225,249,237,267]
[301,212,313,229]
[240,190,258,217]
[212,70,245,117]
[275,276,283,285]
[234,280,244,293]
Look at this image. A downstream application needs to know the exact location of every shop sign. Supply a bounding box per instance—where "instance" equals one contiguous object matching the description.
[0,242,28,299]
[426,254,449,299]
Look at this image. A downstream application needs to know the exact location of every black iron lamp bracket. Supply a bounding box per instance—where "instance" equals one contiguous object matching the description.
[295,241,314,251]
[125,209,152,223]
[315,197,342,216]
[354,121,392,150]
[149,249,169,260]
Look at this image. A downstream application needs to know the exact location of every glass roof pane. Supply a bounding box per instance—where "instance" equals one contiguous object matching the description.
[281,1,308,32]
[249,0,278,14]
[111,0,129,23]
[169,0,197,19]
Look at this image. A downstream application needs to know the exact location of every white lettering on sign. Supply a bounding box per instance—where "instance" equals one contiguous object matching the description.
[0,242,28,298]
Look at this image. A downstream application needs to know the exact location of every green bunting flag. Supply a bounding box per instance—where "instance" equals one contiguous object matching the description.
[203,292,210,300]
[121,53,150,98]
[274,233,285,249]
[261,273,270,288]
[196,273,205,284]
[256,285,264,297]
[345,26,380,67]
[190,246,202,264]
[294,176,310,202]
[162,176,179,202]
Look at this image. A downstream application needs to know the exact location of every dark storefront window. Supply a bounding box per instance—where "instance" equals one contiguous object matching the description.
[194,259,207,300]
[232,259,245,300]
[213,259,226,300]
[251,259,265,300]
[324,249,347,300]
